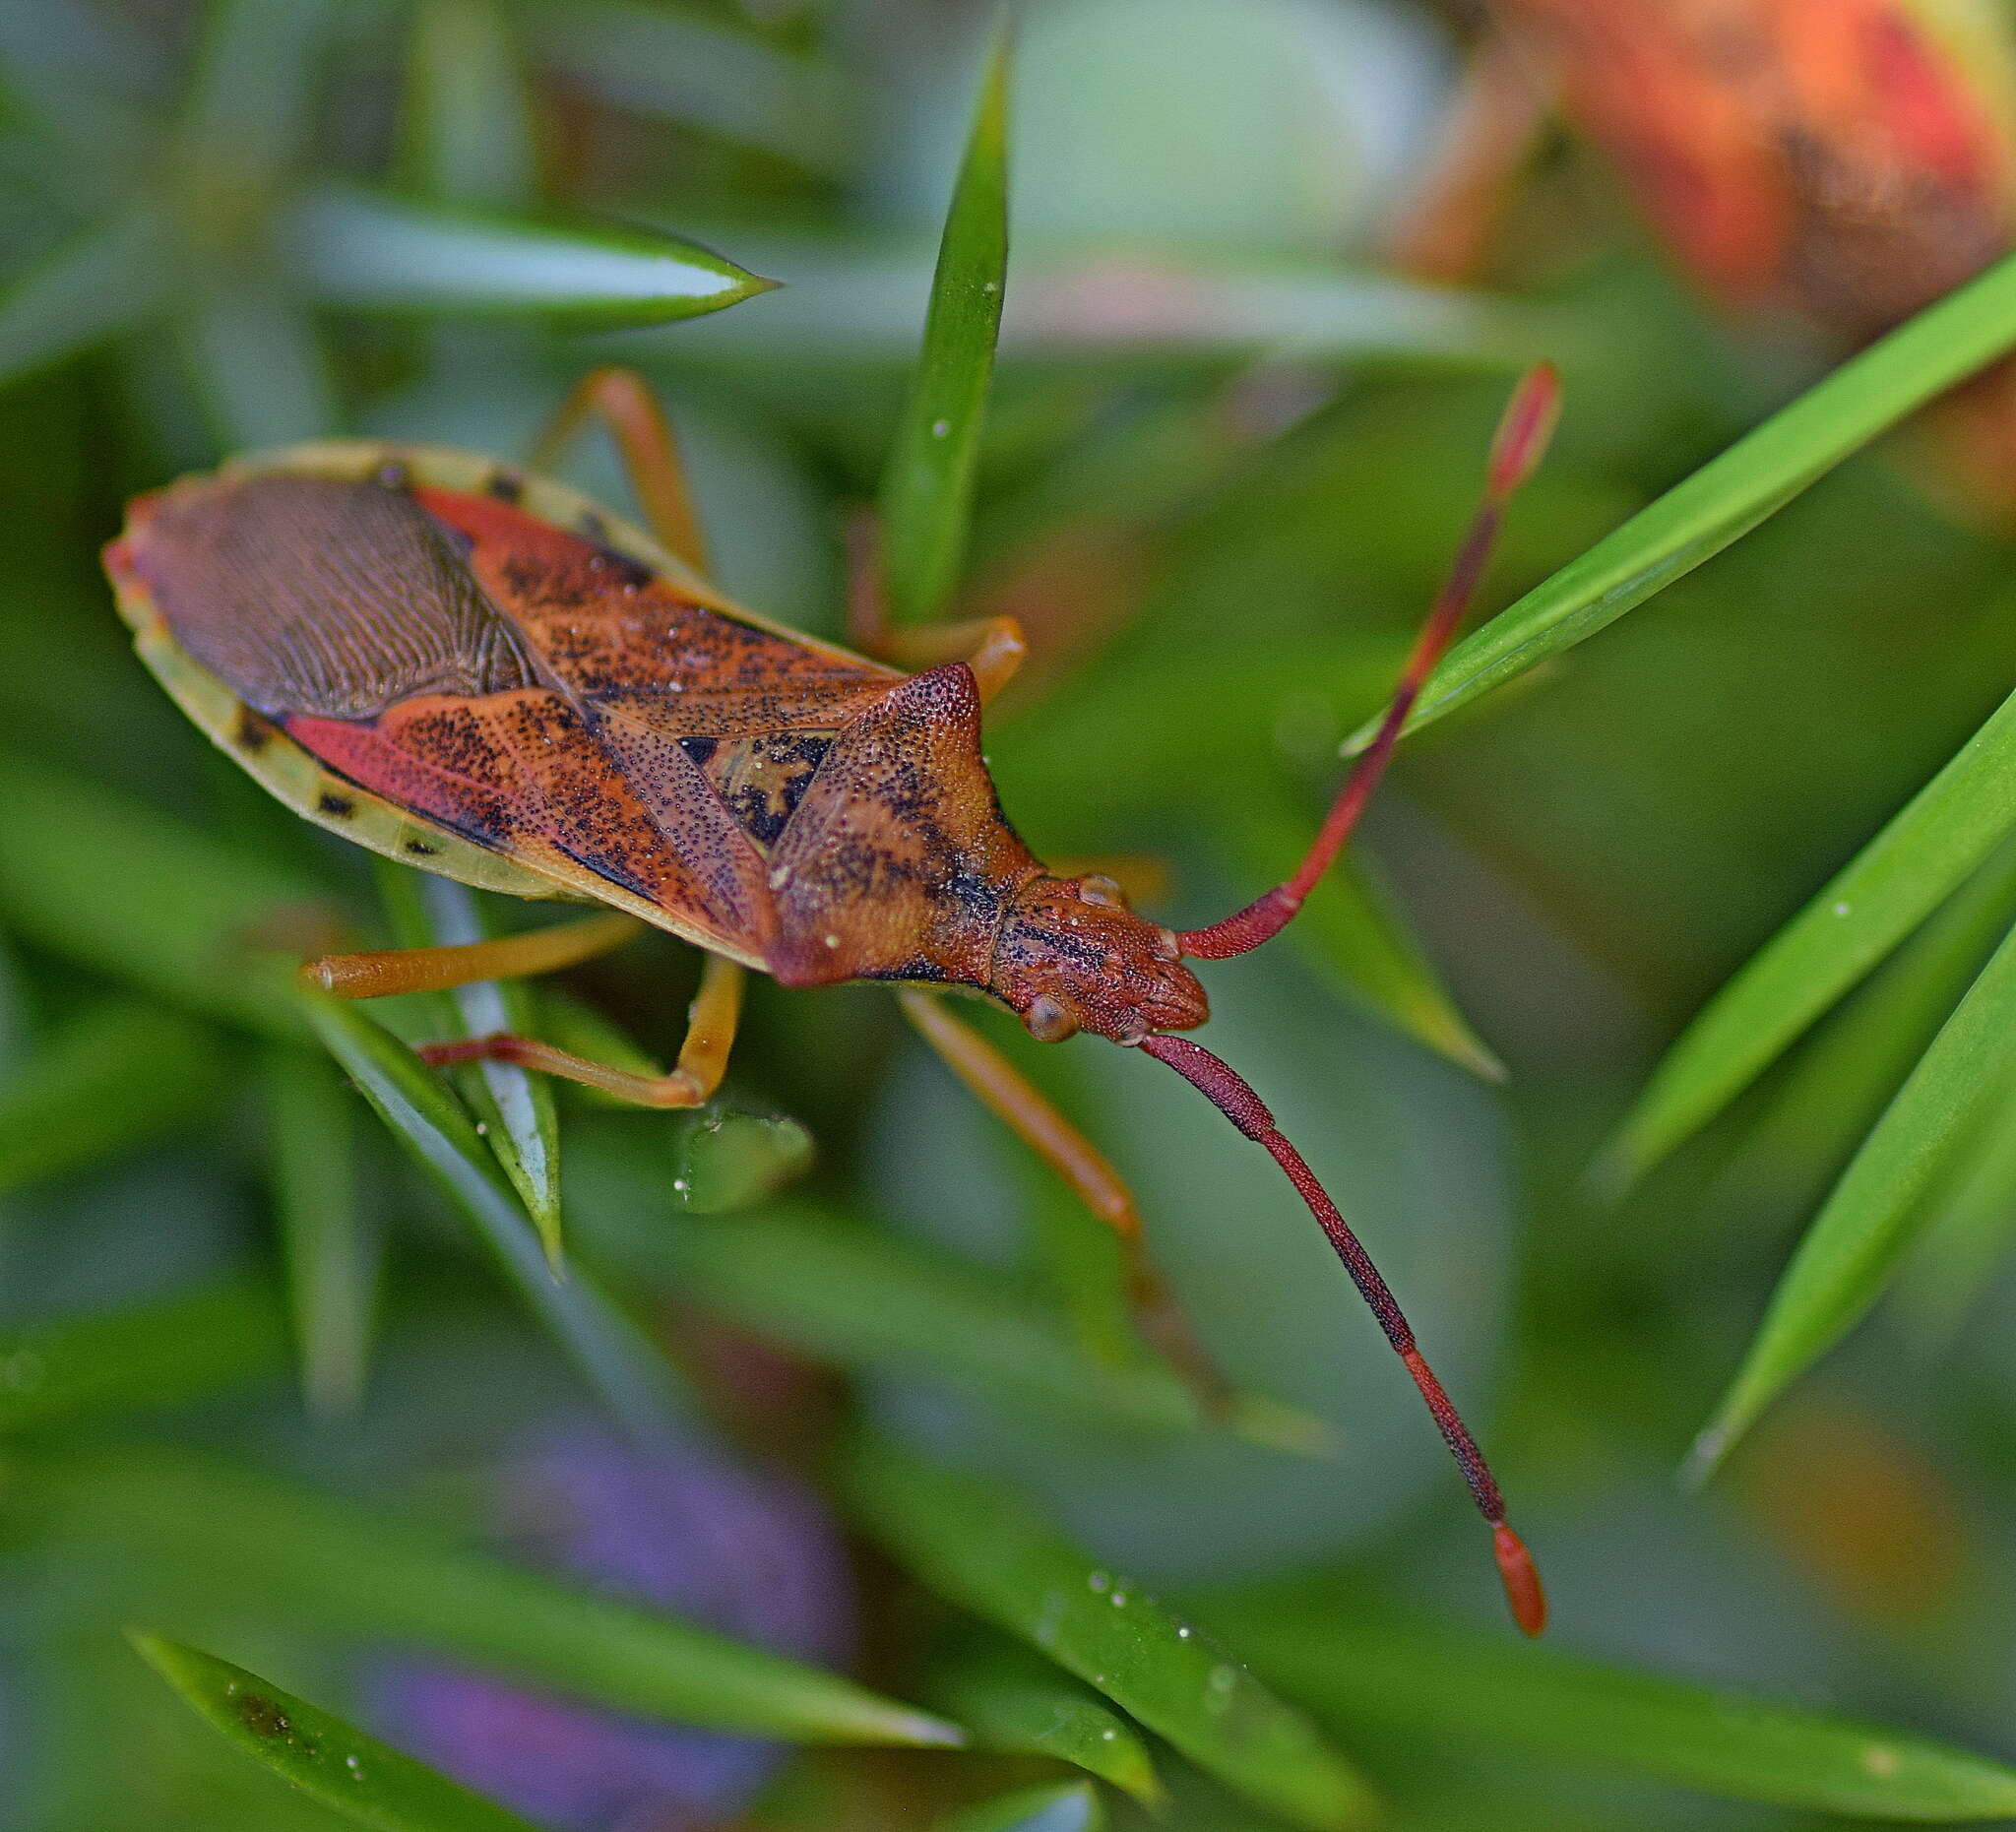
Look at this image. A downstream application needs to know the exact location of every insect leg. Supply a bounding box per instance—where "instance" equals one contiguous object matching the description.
[843,511,1028,702]
[418,953,745,1108]
[897,987,1231,1414]
[300,913,644,998]
[530,366,711,575]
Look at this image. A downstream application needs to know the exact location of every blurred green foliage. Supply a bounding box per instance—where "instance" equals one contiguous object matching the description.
[14,2,2016,1829]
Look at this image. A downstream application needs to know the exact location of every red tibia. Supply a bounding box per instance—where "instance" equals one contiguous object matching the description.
[1140,1030,1546,1636]
[1178,362,1560,964]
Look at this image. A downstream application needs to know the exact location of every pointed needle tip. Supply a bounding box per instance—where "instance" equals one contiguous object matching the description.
[1679,1422,1731,1492]
[1583,1144,1636,1206]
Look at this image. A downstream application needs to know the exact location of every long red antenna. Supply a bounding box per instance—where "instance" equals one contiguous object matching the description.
[1179,363,1560,963]
[1140,1031,1546,1636]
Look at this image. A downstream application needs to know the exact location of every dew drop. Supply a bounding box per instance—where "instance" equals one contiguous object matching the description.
[930,418,951,438]
[1109,1590,1127,1608]
[1087,1570,1109,1593]
[1833,902,1851,916]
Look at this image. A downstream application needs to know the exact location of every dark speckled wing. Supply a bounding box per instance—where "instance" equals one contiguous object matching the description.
[287,690,778,953]
[426,485,899,739]
[128,472,789,955]
[421,485,903,874]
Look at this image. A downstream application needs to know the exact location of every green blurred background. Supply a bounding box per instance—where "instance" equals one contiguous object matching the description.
[11,1,2016,1828]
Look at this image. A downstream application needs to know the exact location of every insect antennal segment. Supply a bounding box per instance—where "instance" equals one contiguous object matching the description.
[1140,1030,1545,1636]
[1178,363,1561,965]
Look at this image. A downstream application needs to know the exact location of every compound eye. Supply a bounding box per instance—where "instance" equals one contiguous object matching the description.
[1025,994,1080,1043]
[1079,873,1127,910]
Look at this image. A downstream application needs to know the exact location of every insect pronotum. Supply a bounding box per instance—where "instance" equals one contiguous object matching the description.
[103,361,1559,1635]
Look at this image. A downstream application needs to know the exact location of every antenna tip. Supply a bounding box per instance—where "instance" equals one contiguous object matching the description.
[1493,1522,1547,1636]
[1486,362,1561,502]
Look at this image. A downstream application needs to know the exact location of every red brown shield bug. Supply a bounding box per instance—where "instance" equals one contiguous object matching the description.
[101,359,1559,1635]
